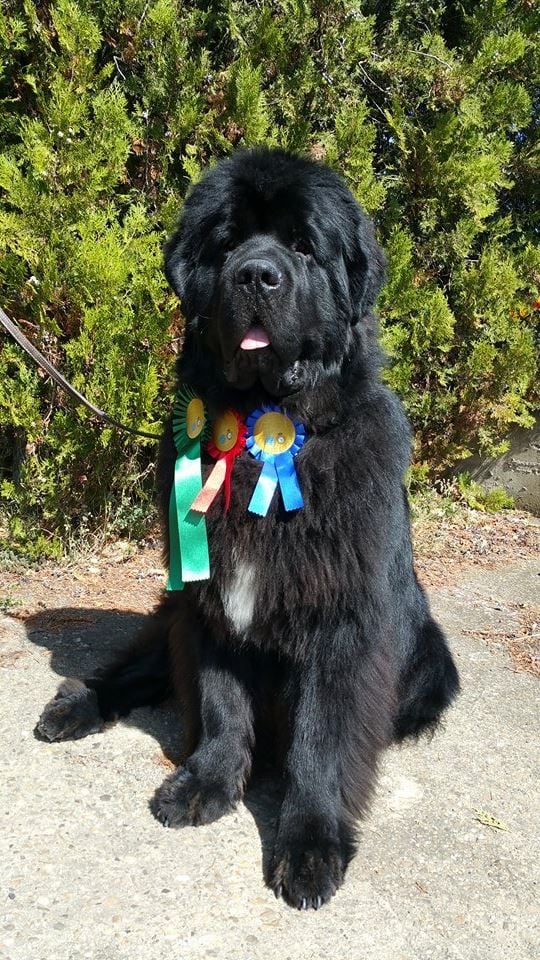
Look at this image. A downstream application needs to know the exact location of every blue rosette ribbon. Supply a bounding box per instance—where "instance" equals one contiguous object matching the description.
[246,405,306,516]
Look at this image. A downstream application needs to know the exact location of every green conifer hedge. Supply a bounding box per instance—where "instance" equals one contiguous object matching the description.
[0,1,538,555]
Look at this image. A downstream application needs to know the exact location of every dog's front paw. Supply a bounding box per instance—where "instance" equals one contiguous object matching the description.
[151,767,240,828]
[35,679,103,742]
[269,831,352,910]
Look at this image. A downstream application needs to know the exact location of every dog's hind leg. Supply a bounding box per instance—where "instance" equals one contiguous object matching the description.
[394,615,460,742]
[35,598,175,743]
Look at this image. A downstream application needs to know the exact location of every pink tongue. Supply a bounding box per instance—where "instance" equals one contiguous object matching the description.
[240,325,270,350]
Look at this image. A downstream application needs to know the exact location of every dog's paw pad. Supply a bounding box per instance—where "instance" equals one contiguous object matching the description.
[35,679,103,742]
[151,768,238,828]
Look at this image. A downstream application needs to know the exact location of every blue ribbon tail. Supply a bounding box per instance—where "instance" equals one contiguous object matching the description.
[275,451,304,511]
[248,459,278,515]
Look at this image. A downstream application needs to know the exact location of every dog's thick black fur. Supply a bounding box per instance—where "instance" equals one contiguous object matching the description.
[36,148,459,909]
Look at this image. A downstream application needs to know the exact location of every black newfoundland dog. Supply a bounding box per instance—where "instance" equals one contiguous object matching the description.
[37,148,459,909]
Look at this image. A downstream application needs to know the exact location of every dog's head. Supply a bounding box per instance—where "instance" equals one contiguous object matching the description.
[165,148,385,399]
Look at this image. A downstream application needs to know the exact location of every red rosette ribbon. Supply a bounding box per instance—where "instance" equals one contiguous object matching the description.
[190,409,246,514]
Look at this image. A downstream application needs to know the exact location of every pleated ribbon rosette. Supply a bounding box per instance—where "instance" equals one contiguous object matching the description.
[246,405,306,515]
[191,409,247,514]
[167,388,210,591]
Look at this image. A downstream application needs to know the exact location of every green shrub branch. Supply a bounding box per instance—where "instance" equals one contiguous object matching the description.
[1,0,538,555]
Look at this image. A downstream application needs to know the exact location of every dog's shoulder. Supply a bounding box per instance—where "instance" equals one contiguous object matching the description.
[302,381,411,481]
[352,378,410,431]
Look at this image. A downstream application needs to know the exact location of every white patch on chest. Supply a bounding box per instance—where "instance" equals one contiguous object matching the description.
[222,562,257,635]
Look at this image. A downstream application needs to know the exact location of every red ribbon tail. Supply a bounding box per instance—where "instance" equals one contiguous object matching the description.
[191,458,226,513]
[224,453,234,512]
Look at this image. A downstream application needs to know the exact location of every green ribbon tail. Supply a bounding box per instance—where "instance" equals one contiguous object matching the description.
[178,441,210,582]
[167,475,183,591]
[166,440,210,590]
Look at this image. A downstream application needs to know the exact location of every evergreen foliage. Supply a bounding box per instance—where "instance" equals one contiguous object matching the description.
[0,0,538,554]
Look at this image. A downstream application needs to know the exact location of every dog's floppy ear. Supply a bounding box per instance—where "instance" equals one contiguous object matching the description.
[164,227,190,301]
[164,168,222,312]
[164,219,206,323]
[347,215,387,324]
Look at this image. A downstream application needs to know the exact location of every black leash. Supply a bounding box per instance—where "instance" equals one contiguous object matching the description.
[0,305,161,440]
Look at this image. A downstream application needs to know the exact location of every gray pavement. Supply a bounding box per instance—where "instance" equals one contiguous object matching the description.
[0,563,538,960]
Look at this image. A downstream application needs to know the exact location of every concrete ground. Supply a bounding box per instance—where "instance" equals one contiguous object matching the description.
[0,562,538,960]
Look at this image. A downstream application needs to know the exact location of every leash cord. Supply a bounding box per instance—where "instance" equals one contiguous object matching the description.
[0,305,161,440]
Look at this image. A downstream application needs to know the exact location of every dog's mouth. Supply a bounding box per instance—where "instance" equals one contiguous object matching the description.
[221,319,305,396]
[228,318,276,369]
[238,324,271,351]
[226,321,276,380]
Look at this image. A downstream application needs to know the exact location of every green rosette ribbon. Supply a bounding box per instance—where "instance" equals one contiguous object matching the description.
[166,388,210,591]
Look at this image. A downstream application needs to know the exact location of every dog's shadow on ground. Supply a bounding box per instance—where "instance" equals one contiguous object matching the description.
[25,606,283,876]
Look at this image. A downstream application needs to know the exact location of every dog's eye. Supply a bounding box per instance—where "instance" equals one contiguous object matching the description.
[292,239,312,256]
[223,239,237,254]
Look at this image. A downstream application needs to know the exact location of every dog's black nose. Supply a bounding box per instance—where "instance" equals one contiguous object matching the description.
[236,259,282,291]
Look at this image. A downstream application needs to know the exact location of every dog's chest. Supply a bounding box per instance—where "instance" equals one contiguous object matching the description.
[197,438,353,641]
[220,559,258,635]
[202,451,294,637]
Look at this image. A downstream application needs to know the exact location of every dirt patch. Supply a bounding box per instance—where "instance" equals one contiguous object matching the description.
[0,538,163,620]
[413,508,539,588]
[1,509,538,672]
[463,603,540,678]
